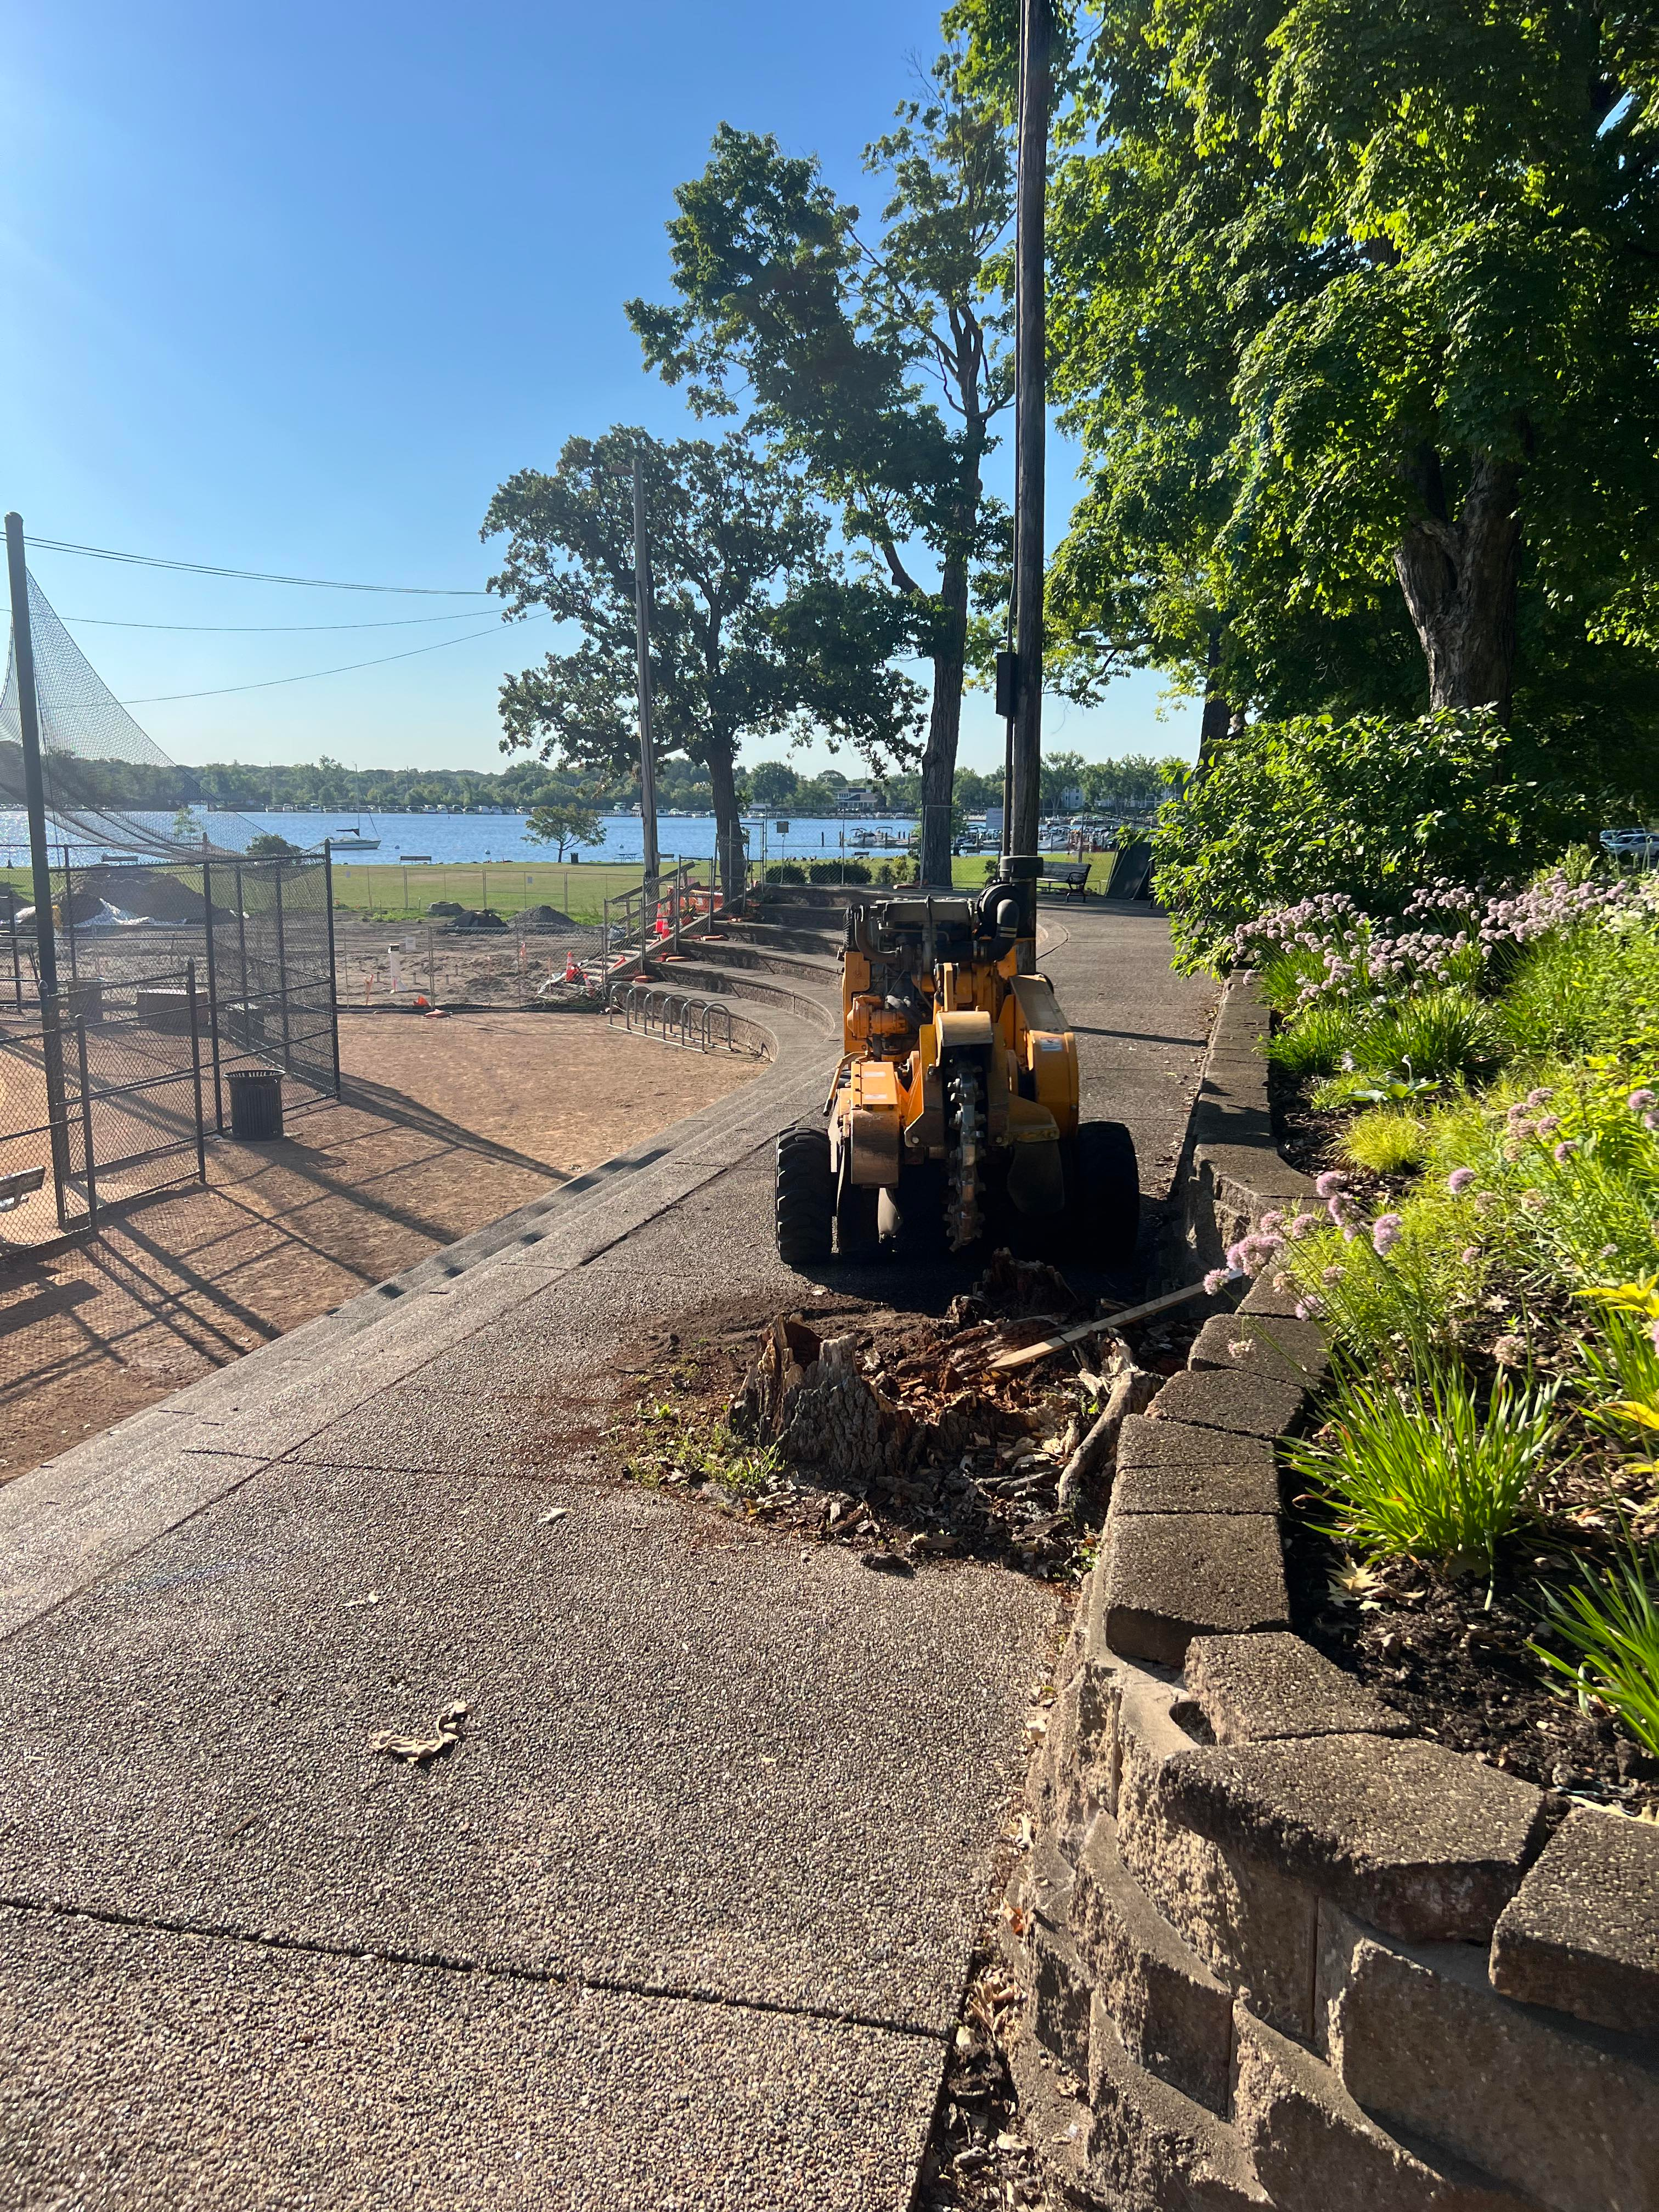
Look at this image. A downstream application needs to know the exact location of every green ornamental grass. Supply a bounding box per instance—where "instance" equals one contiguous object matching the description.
[1286,1364,1559,1571]
[1265,1003,1364,1076]
[1340,1107,1429,1176]
[1533,1541,1659,1760]
[1362,990,1502,1085]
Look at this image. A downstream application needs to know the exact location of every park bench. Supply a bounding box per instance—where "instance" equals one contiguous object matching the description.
[1036,859,1091,900]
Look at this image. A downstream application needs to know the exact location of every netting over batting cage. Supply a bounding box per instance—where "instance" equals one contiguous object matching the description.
[1,566,262,857]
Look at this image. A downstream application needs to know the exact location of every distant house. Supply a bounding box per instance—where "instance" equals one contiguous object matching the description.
[836,787,883,815]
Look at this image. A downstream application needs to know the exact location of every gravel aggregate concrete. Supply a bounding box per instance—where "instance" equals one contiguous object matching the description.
[0,1458,1050,2030]
[0,1906,938,2212]
[0,899,1215,2204]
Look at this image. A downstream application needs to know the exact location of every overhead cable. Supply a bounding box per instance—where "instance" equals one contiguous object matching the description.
[118,614,543,705]
[26,534,494,596]
[64,610,496,634]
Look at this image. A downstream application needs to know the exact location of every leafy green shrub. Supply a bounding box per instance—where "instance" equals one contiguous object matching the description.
[808,859,871,885]
[765,862,806,884]
[1340,1109,1429,1175]
[1287,1364,1559,1570]
[1264,1005,1364,1076]
[1362,991,1502,1084]
[1153,707,1605,968]
[1532,1539,1659,1759]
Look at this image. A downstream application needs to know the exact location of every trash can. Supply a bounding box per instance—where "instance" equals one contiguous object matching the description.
[227,1067,284,1140]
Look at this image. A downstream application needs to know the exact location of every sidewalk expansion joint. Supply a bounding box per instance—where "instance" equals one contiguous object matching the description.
[0,1893,947,2046]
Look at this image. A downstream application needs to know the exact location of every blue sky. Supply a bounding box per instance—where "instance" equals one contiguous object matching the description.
[2,0,1197,778]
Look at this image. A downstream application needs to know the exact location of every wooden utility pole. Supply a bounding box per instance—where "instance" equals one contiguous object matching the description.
[1008,0,1051,956]
[630,448,661,904]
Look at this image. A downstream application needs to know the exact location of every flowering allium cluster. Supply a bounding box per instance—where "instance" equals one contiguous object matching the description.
[1479,872,1628,950]
[1231,893,1365,970]
[1244,868,1652,1025]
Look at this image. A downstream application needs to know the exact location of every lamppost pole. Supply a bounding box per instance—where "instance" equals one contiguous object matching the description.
[630,447,661,909]
[1007,0,1052,962]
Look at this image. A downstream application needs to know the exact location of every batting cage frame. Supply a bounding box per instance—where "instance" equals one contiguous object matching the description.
[2,512,341,1254]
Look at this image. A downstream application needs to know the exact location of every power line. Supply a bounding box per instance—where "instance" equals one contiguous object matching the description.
[64,610,496,634]
[118,614,544,705]
[25,534,493,596]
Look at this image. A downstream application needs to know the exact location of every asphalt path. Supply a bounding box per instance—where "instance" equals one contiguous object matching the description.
[0,898,1214,2210]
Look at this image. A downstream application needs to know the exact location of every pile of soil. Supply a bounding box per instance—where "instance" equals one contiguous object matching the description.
[441,908,509,933]
[617,1254,1203,1577]
[78,866,226,924]
[518,904,578,934]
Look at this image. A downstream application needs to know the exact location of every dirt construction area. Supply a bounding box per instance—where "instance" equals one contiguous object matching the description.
[0,1011,760,1486]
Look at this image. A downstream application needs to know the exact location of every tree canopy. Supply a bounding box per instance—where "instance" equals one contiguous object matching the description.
[481,426,919,893]
[628,50,1015,883]
[960,0,1659,788]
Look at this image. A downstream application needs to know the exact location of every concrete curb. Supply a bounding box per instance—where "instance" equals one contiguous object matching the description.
[1011,974,1659,2212]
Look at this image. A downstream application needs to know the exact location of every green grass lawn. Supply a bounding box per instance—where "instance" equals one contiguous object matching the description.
[7,847,1127,932]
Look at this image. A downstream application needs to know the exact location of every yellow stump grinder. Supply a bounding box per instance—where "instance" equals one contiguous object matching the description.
[775,881,1138,1268]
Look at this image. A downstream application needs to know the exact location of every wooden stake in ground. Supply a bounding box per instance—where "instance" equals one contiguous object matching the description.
[987,1280,1214,1373]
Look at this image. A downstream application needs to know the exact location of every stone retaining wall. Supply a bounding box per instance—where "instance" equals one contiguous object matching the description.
[1009,974,1659,2212]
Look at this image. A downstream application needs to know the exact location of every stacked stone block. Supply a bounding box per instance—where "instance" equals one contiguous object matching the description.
[1009,976,1659,2211]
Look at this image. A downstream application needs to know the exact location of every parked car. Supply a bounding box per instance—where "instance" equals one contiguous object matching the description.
[1600,828,1659,862]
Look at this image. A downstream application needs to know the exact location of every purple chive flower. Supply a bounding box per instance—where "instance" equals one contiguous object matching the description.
[1526,1088,1554,1109]
[1460,1245,1481,1265]
[1646,1113,1659,1133]
[1315,1171,1347,1200]
[1520,1189,1547,1212]
[1321,1264,1346,1284]
[1203,1268,1231,1295]
[1259,1210,1285,1234]
[1287,1211,1318,1240]
[1536,1116,1561,1138]
[1446,1167,1476,1195]
[1372,1213,1403,1256]
[1294,1297,1323,1321]
[1629,1090,1656,1113]
[1554,1140,1578,1162]
[1650,1318,1659,1357]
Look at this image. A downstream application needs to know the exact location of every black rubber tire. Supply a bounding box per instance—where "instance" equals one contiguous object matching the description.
[888,1159,948,1260]
[836,1180,881,1259]
[776,1125,834,1268]
[1072,1119,1141,1268]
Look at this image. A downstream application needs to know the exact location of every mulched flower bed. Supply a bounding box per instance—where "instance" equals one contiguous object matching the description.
[1274,1059,1659,1819]
[1284,1514,1659,1818]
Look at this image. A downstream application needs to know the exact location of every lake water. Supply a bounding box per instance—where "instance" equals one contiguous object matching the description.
[0,808,921,868]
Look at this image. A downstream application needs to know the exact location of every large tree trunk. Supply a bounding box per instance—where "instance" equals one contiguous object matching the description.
[1195,625,1229,776]
[1394,447,1522,718]
[705,742,746,911]
[917,553,970,888]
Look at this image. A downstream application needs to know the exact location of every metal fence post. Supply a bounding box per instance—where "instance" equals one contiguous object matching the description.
[273,863,292,1071]
[61,845,77,979]
[75,1017,97,1232]
[234,861,250,1050]
[200,845,224,1132]
[323,844,342,1098]
[186,957,207,1184]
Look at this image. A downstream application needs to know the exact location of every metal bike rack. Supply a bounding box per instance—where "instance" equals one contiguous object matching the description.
[605,980,765,1059]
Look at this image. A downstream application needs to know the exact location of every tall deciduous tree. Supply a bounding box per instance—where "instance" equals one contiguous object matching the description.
[627,53,1014,885]
[482,428,920,896]
[964,0,1659,760]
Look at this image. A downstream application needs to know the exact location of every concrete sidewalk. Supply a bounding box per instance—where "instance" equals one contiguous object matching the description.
[0,902,1214,2210]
